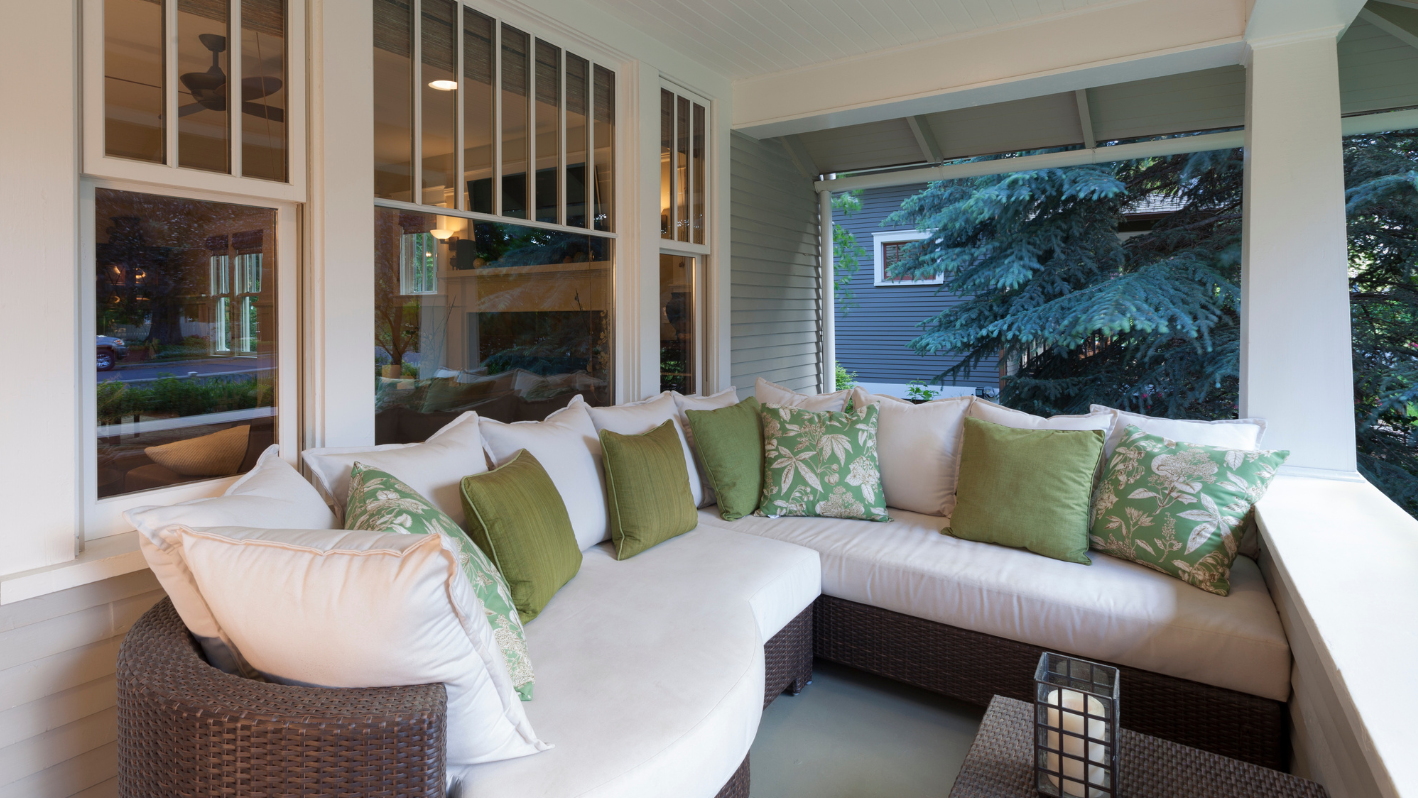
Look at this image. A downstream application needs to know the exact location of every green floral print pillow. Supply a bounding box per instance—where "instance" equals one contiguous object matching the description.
[755,404,891,523]
[346,462,535,700]
[1089,426,1288,596]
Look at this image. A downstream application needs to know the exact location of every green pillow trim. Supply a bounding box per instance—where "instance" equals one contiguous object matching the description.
[345,462,535,700]
[459,450,582,624]
[599,420,699,559]
[1090,425,1288,596]
[686,397,764,521]
[756,403,890,523]
[945,418,1104,565]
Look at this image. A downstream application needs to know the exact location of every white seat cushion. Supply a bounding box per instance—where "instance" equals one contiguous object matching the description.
[698,509,1290,702]
[451,527,821,798]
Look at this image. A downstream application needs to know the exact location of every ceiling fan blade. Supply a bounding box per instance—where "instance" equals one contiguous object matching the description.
[242,76,283,101]
[241,102,285,123]
[177,103,206,118]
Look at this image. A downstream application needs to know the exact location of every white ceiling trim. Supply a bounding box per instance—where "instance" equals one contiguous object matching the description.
[732,0,1248,138]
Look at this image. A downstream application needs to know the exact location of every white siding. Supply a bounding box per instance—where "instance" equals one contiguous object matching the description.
[0,571,165,798]
[730,131,823,393]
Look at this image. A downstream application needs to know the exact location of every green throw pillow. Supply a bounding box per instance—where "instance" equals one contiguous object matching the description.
[686,397,764,521]
[599,420,699,559]
[756,404,890,522]
[459,450,582,623]
[945,418,1104,565]
[1090,425,1289,596]
[345,462,534,700]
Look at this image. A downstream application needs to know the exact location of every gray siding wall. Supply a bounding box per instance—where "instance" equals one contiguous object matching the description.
[0,570,166,798]
[834,183,998,389]
[730,131,823,393]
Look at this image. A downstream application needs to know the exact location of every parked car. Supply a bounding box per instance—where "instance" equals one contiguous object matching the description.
[97,335,127,371]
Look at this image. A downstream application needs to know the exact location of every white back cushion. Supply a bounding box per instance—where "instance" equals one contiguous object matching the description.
[672,387,740,506]
[1090,405,1266,460]
[856,391,973,518]
[479,396,608,551]
[124,446,335,674]
[587,392,707,507]
[302,411,488,526]
[178,525,549,766]
[968,399,1115,432]
[755,377,852,412]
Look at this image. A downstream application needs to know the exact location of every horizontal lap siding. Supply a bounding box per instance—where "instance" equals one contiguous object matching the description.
[0,570,164,798]
[834,184,998,388]
[731,131,823,394]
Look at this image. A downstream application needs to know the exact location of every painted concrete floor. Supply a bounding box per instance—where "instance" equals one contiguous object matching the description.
[749,660,985,798]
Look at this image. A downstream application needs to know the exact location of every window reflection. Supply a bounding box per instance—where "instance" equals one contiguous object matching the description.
[566,55,589,227]
[105,0,166,163]
[534,40,561,224]
[463,9,495,214]
[420,0,456,207]
[374,0,414,200]
[659,254,695,394]
[374,207,612,444]
[501,26,530,219]
[177,0,231,173]
[593,65,614,231]
[95,189,278,499]
[241,0,287,182]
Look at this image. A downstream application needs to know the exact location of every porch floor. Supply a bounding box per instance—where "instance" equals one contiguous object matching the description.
[750,660,984,797]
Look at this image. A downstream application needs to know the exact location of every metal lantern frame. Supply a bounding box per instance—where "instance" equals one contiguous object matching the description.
[1033,652,1121,798]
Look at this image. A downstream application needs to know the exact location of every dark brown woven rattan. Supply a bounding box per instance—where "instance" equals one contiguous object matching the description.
[764,604,814,707]
[949,696,1326,798]
[714,755,751,798]
[118,598,448,797]
[813,594,1287,770]
[119,598,812,797]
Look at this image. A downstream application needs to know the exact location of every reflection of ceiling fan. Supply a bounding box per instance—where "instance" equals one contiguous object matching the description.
[178,33,284,123]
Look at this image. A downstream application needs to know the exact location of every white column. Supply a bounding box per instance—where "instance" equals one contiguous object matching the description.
[0,0,79,573]
[1241,34,1356,473]
[819,189,836,393]
[307,0,375,448]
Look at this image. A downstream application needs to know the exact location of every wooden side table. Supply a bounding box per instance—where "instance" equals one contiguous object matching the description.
[950,696,1328,798]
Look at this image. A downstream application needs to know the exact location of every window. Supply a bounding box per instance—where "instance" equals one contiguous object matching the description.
[659,254,697,393]
[872,230,940,286]
[92,188,282,503]
[373,208,613,443]
[659,86,707,244]
[99,0,290,181]
[375,2,612,228]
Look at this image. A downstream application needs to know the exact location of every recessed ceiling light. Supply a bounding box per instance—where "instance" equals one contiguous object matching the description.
[428,80,458,91]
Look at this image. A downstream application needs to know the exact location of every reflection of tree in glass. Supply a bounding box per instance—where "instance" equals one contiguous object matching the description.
[374,212,422,371]
[96,216,193,347]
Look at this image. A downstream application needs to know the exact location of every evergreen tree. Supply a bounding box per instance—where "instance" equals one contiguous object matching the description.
[1344,131,1418,515]
[885,135,1418,517]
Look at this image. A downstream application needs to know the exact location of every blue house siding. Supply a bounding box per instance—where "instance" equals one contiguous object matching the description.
[833,184,999,393]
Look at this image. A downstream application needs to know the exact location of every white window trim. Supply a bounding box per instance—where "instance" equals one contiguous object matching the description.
[80,178,302,541]
[80,0,308,203]
[872,230,940,286]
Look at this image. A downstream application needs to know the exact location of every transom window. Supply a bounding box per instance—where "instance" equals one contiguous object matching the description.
[374,0,614,231]
[659,85,707,244]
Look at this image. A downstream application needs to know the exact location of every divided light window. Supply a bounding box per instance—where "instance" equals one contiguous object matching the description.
[374,0,614,231]
[102,0,290,181]
[660,86,706,244]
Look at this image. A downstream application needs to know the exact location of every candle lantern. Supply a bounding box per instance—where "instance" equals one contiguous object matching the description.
[1034,652,1120,798]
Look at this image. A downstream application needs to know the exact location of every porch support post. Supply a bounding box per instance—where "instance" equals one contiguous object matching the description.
[819,188,836,393]
[1240,33,1356,473]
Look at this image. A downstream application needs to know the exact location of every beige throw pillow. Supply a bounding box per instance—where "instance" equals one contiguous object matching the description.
[144,424,250,477]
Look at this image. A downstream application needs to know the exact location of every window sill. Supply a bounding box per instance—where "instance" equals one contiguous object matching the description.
[0,531,146,605]
[1257,473,1418,797]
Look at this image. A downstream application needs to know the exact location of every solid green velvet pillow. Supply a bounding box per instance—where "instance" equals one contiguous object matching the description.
[945,417,1105,565]
[459,450,582,623]
[685,397,764,521]
[599,420,699,560]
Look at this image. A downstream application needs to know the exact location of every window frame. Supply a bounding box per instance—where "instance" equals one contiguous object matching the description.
[81,0,308,203]
[872,230,941,286]
[658,79,711,257]
[80,177,302,541]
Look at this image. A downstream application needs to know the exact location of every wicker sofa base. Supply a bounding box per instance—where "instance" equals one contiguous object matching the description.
[812,594,1287,770]
[119,598,813,797]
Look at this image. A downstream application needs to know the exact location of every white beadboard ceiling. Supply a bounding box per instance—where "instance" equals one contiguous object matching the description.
[785,13,1418,175]
[579,0,1125,81]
